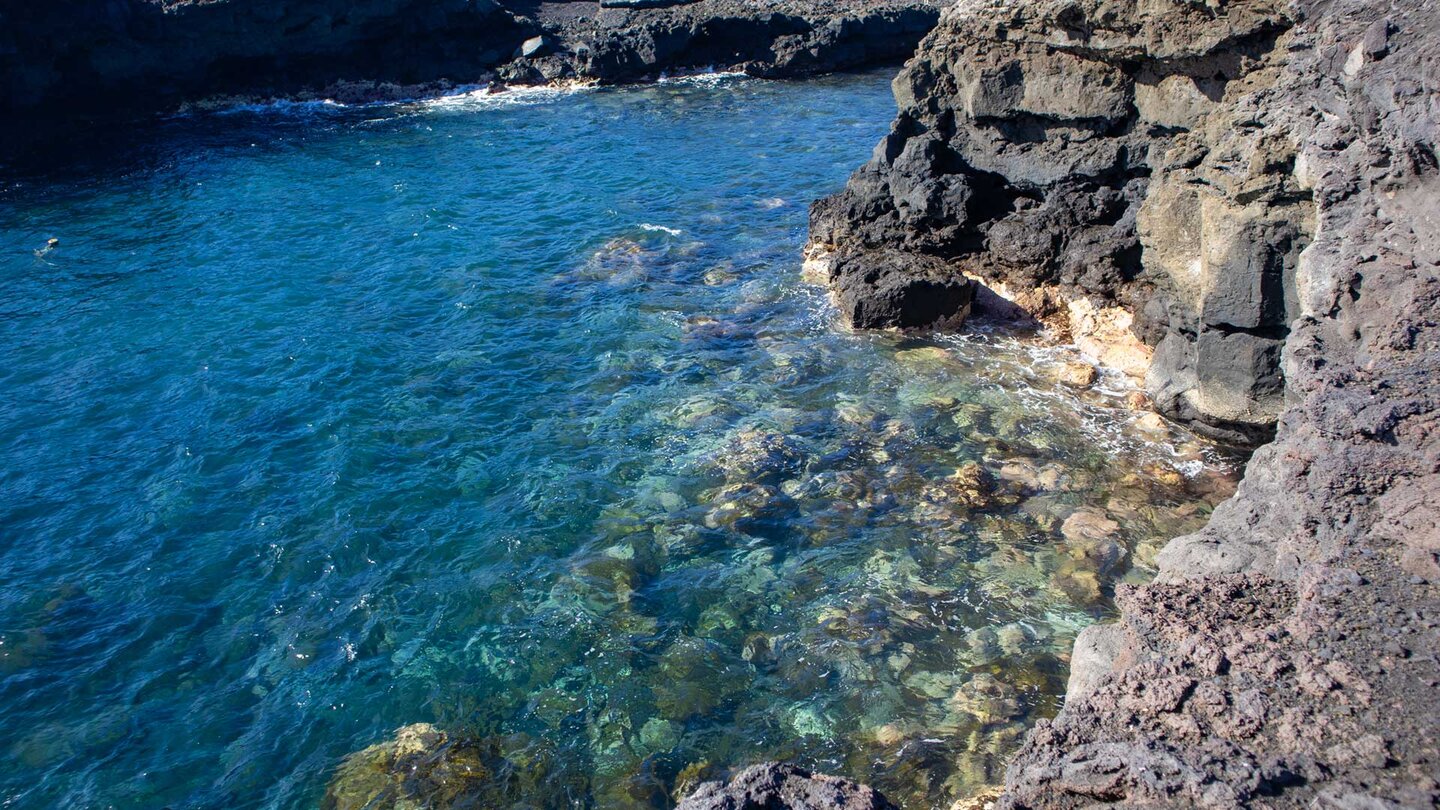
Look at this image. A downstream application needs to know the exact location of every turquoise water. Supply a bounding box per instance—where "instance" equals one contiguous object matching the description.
[0,72,1236,809]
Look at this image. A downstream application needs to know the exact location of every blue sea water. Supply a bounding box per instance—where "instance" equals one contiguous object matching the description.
[0,72,1236,809]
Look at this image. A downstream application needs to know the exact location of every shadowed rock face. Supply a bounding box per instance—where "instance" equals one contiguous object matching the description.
[500,0,944,86]
[0,0,942,135]
[813,0,1440,805]
[828,248,975,328]
[676,762,900,810]
[0,0,534,117]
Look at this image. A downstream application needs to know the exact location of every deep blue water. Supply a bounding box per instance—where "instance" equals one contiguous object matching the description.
[0,73,1235,809]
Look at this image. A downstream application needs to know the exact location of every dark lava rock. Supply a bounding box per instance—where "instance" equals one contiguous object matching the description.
[805,0,1321,445]
[600,0,699,8]
[828,248,974,329]
[676,762,899,810]
[0,0,532,120]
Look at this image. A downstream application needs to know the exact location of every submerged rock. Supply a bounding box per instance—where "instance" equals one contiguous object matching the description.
[950,674,1023,727]
[702,482,794,532]
[1059,508,1127,574]
[713,429,806,485]
[324,725,558,810]
[1054,361,1099,389]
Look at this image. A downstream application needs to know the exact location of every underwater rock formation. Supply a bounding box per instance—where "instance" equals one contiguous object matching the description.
[812,0,1440,805]
[323,724,564,810]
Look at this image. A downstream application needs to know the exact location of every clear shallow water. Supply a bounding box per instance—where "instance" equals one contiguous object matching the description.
[0,72,1238,810]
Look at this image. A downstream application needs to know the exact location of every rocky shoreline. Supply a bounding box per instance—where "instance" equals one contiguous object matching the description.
[5,0,1435,806]
[803,0,1439,806]
[0,0,942,158]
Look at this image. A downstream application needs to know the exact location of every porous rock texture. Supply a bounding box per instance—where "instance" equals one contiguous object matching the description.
[676,762,899,810]
[811,0,1440,806]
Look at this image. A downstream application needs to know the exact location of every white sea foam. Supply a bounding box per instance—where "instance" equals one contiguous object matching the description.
[174,80,596,119]
[176,96,351,118]
[418,81,598,111]
[655,69,751,87]
[639,223,683,235]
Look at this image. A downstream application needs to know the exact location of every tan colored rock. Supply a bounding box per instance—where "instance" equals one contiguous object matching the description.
[1135,411,1169,433]
[1123,390,1152,410]
[1066,298,1153,381]
[324,724,496,810]
[873,722,910,747]
[1134,72,1221,130]
[950,786,1003,810]
[1061,508,1121,545]
[1055,360,1099,388]
[950,673,1022,726]
[1051,564,1102,604]
[801,245,834,284]
[1137,172,1204,301]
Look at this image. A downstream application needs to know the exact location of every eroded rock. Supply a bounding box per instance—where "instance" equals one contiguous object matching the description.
[677,762,900,810]
[807,0,1320,445]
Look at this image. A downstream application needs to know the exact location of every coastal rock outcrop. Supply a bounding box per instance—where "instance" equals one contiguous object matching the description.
[809,0,1324,444]
[0,0,945,154]
[676,762,900,810]
[322,723,564,810]
[812,0,1439,805]
[502,0,943,86]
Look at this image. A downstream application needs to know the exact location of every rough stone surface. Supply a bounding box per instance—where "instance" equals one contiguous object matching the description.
[677,762,900,810]
[0,0,532,119]
[813,0,1439,806]
[830,248,975,328]
[514,0,944,87]
[807,0,1343,445]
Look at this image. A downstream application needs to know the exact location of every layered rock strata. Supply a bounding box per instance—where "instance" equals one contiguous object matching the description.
[809,0,1332,445]
[811,0,1439,805]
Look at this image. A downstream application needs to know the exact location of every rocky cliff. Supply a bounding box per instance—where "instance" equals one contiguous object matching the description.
[809,0,1327,445]
[0,0,941,147]
[810,0,1439,805]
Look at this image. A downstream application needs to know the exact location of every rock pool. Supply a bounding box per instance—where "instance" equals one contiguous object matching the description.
[0,72,1237,809]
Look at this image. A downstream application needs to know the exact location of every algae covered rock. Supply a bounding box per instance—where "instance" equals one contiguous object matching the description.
[324,724,558,810]
[949,673,1022,728]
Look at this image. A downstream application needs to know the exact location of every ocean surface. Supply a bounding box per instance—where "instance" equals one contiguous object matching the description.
[0,71,1237,809]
